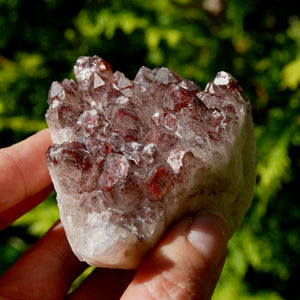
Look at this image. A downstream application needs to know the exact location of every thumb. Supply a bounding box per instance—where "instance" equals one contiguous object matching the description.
[121,211,230,300]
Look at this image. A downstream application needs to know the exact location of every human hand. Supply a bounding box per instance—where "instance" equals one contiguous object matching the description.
[0,129,229,300]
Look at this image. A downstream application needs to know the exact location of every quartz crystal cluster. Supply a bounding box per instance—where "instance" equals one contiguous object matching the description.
[46,56,256,269]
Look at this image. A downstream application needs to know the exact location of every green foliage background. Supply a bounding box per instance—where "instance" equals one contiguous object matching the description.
[0,0,299,298]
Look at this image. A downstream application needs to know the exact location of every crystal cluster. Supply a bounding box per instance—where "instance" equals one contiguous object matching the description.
[46,56,256,269]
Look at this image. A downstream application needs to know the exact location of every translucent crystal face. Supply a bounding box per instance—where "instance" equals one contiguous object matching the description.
[45,56,255,269]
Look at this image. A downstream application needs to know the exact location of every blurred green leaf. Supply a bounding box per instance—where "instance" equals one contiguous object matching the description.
[280,56,300,90]
[0,115,47,132]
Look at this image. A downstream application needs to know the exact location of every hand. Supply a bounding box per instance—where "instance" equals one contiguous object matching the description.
[0,130,229,300]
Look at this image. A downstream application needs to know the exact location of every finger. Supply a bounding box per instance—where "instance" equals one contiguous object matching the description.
[0,129,52,213]
[68,268,136,300]
[0,184,53,230]
[0,221,87,300]
[121,211,230,300]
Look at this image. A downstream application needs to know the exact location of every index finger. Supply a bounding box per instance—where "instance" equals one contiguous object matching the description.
[0,129,53,227]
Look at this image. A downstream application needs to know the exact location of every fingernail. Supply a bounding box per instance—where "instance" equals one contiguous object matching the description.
[187,211,230,266]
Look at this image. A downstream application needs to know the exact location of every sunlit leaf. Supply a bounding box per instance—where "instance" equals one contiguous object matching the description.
[280,57,300,90]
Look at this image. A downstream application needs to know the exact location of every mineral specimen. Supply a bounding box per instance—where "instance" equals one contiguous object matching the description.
[46,56,256,269]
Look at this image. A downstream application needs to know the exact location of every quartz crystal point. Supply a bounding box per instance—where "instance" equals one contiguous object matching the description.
[46,56,256,269]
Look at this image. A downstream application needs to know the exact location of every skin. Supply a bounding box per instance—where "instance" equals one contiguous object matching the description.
[0,129,230,300]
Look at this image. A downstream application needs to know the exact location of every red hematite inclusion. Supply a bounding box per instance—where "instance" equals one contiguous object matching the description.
[45,56,256,269]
